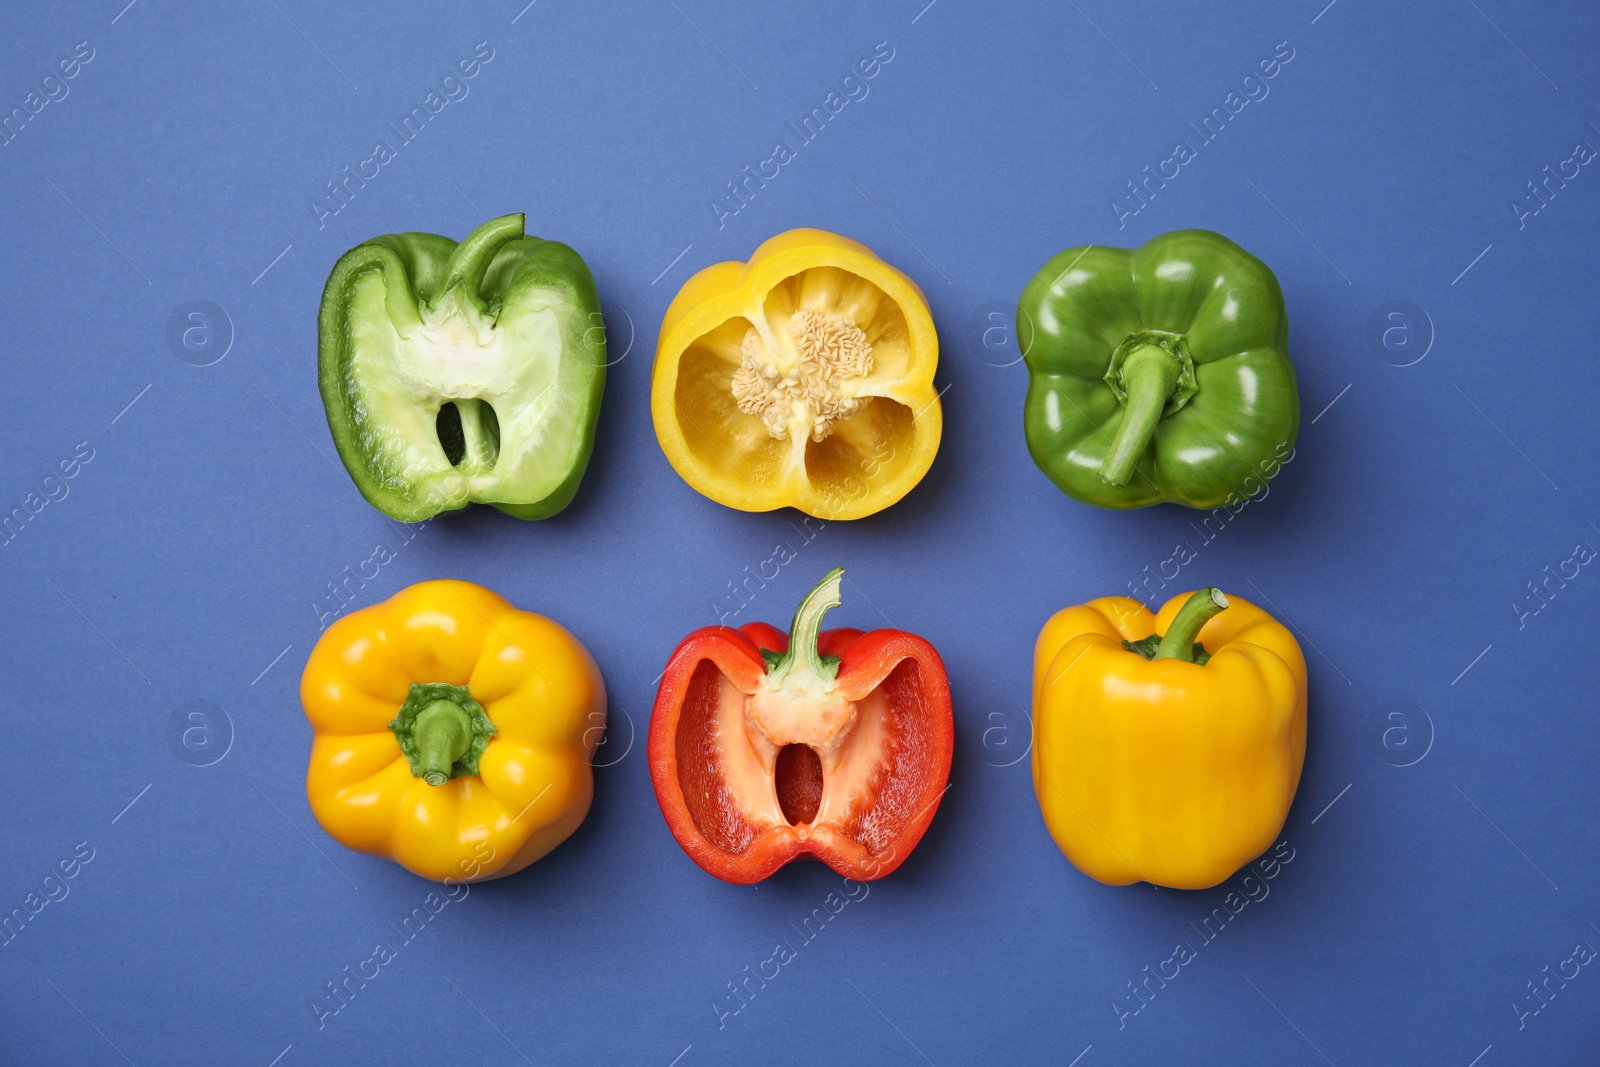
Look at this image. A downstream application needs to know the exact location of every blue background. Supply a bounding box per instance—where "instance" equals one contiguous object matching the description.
[1,0,1596,1063]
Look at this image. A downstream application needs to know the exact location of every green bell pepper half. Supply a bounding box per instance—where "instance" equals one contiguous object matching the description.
[318,213,606,522]
[1017,229,1299,510]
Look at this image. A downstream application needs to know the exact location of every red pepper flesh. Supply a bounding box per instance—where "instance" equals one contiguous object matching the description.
[648,569,955,883]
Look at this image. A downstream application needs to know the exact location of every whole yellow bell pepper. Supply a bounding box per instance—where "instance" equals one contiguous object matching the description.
[651,228,942,520]
[301,580,604,883]
[1032,588,1306,889]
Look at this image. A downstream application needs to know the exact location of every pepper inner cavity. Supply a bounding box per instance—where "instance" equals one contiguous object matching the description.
[774,744,824,825]
[732,309,874,443]
[436,402,466,466]
[435,398,501,471]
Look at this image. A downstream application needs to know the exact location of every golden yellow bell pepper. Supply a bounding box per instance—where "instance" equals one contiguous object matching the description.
[301,580,604,883]
[1032,588,1306,889]
[651,228,942,520]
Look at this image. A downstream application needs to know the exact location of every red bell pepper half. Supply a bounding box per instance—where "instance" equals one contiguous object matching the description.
[648,568,955,883]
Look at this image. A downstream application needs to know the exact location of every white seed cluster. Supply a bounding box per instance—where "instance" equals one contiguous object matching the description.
[731,309,874,442]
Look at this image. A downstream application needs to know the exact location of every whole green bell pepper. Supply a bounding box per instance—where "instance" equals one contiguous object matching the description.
[318,213,605,522]
[1017,230,1299,510]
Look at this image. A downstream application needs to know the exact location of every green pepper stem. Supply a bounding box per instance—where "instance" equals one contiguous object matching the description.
[436,213,525,302]
[1155,588,1229,662]
[765,568,845,688]
[412,700,474,786]
[1099,344,1180,486]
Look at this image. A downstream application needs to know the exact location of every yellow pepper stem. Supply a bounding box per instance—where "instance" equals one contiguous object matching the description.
[1099,345,1180,486]
[413,701,472,786]
[1155,588,1229,662]
[389,682,497,786]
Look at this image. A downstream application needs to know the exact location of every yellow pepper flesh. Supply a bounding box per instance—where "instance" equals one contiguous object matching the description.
[301,580,604,883]
[652,228,942,520]
[1032,591,1306,890]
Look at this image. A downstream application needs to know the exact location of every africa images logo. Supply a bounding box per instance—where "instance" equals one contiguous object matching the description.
[1110,41,1295,230]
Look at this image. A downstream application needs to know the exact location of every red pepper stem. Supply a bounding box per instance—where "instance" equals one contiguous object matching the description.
[766,568,845,687]
[1155,588,1229,662]
[412,699,474,786]
[1099,344,1180,485]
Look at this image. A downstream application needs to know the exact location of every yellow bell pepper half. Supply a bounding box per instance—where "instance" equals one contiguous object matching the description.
[1032,589,1306,890]
[651,229,942,520]
[301,580,605,883]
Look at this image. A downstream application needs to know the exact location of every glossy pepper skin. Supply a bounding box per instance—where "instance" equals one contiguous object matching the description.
[651,229,942,520]
[1018,230,1299,510]
[301,580,605,883]
[1032,589,1306,889]
[319,213,605,522]
[648,569,954,883]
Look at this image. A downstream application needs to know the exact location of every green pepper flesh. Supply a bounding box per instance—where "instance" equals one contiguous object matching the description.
[1017,229,1299,510]
[318,214,606,522]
